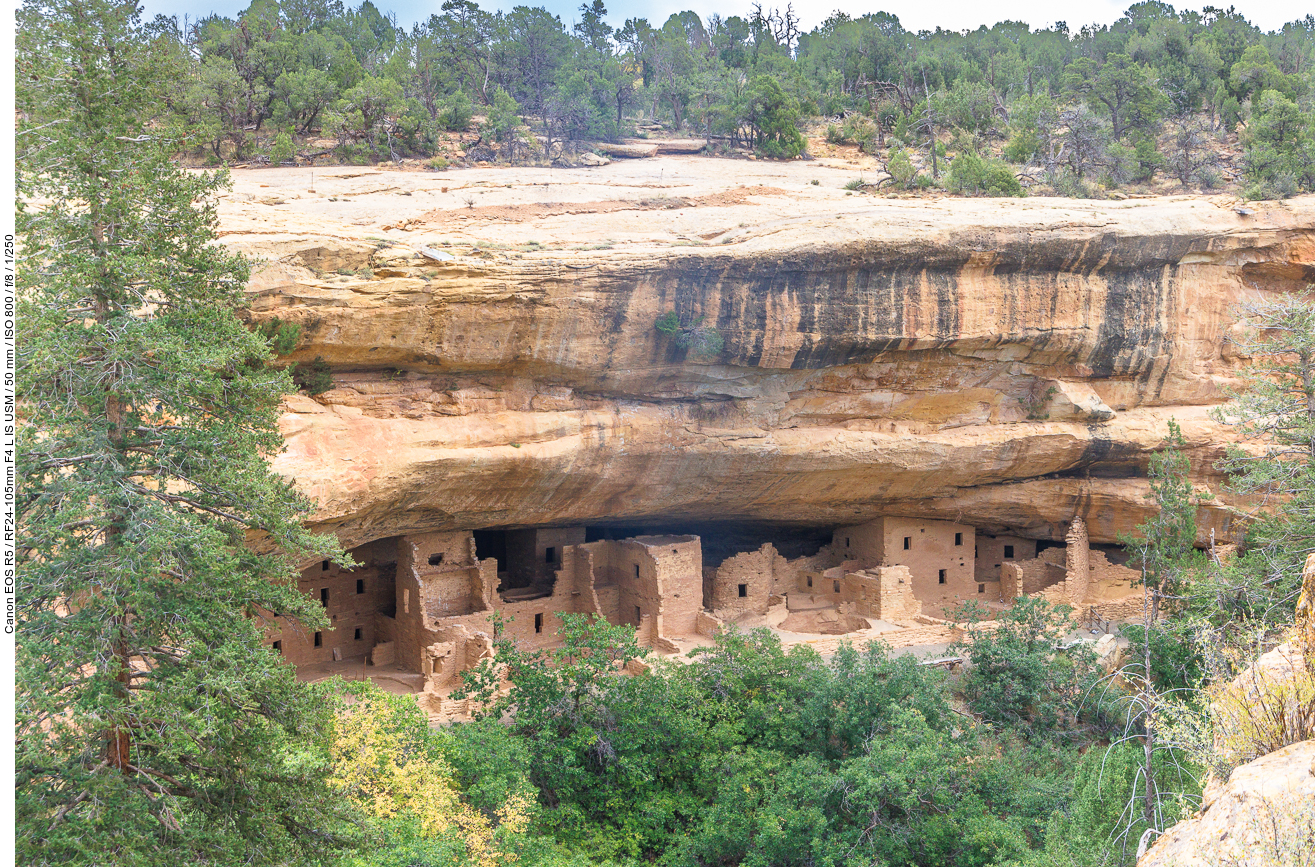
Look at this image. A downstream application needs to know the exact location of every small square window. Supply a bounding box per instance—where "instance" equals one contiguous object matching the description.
[272,640,281,653]
[978,584,986,594]
[428,553,444,566]
[737,583,747,598]
[1004,545,1015,558]
[903,537,911,550]
[313,631,322,647]
[545,547,555,564]
[534,613,543,633]
[938,569,946,584]
[354,627,362,641]
[320,588,329,606]
[954,533,963,546]
[356,578,365,594]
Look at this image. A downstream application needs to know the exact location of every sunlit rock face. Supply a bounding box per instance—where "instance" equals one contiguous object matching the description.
[218,166,1315,552]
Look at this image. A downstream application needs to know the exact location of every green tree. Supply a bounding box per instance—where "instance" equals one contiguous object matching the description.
[15,1,354,863]
[1213,292,1315,618]
[1116,420,1206,835]
[1063,53,1168,140]
[1241,89,1315,196]
[745,74,807,158]
[953,597,1097,734]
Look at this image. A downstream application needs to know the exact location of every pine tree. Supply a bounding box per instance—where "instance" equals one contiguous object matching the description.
[15,1,356,863]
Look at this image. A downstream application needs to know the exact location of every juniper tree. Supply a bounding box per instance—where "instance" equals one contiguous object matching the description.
[15,1,355,863]
[1213,292,1315,620]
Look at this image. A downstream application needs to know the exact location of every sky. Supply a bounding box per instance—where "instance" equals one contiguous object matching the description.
[137,0,1309,36]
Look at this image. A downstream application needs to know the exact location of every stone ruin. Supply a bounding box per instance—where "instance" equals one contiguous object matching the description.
[265,514,1145,714]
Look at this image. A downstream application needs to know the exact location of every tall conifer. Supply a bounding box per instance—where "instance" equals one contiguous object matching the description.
[15,2,355,862]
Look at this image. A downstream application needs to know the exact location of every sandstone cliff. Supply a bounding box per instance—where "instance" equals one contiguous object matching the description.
[217,161,1315,551]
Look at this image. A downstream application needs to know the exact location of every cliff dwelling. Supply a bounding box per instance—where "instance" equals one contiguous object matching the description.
[216,162,1307,720]
[268,514,1144,714]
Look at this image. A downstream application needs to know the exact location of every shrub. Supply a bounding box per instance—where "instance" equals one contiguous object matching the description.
[953,597,1097,733]
[843,176,866,191]
[887,147,916,188]
[438,90,473,132]
[257,316,301,356]
[947,150,1023,196]
[268,131,295,165]
[426,155,449,170]
[293,355,334,395]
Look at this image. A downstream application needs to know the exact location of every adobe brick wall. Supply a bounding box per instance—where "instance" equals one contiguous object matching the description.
[1065,518,1091,601]
[709,543,790,616]
[843,566,920,620]
[270,537,397,667]
[975,534,1038,581]
[832,517,975,604]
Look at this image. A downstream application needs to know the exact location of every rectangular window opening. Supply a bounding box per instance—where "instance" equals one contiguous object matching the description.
[634,563,640,578]
[534,613,543,633]
[903,537,911,550]
[978,584,986,594]
[321,560,330,572]
[313,632,322,647]
[320,588,329,606]
[833,580,841,594]
[954,532,963,546]
[354,627,362,641]
[356,578,365,594]
[1004,545,1015,559]
[845,537,851,547]
[806,575,813,588]
[428,552,444,566]
[272,640,281,653]
[938,569,946,584]
[737,583,747,598]
[635,606,642,624]
[545,547,555,564]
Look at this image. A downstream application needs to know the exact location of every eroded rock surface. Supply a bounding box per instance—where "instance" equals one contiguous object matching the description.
[217,161,1315,550]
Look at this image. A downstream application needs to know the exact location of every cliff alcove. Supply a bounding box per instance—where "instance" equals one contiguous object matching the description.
[221,160,1315,703]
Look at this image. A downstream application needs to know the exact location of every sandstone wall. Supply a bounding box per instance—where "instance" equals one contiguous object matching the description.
[219,180,1315,553]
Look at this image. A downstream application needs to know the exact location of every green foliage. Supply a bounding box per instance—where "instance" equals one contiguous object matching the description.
[887,146,917,188]
[746,74,806,159]
[293,355,335,395]
[1213,293,1315,620]
[257,316,302,355]
[482,86,525,145]
[947,150,1024,196]
[268,130,296,164]
[954,598,1098,734]
[438,89,474,132]
[15,1,353,863]
[654,311,725,359]
[1241,89,1315,195]
[654,310,680,335]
